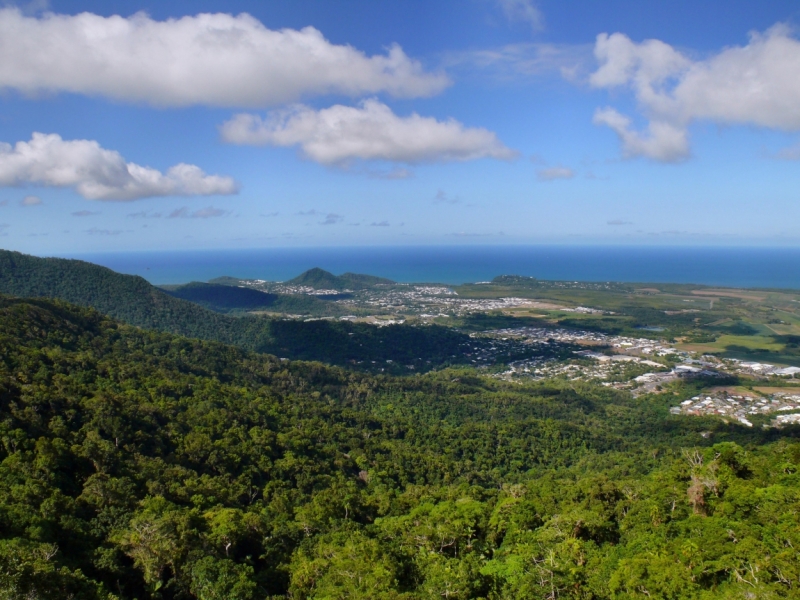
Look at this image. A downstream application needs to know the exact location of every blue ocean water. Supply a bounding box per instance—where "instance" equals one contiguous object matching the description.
[64,245,800,290]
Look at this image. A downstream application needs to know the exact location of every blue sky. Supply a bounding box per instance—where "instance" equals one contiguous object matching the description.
[2,0,800,254]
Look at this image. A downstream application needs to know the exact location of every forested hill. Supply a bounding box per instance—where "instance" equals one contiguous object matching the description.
[1,295,799,598]
[164,281,350,316]
[286,267,394,290]
[0,250,470,370]
[165,281,283,311]
[0,249,233,336]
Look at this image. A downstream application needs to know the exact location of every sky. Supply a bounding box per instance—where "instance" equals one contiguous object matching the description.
[2,0,800,254]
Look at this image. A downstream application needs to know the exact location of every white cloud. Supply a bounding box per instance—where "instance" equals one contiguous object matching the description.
[592,108,689,162]
[0,8,448,107]
[221,99,518,165]
[590,33,689,93]
[496,0,543,32]
[590,25,800,161]
[71,209,99,216]
[0,132,237,200]
[20,194,41,205]
[536,166,575,181]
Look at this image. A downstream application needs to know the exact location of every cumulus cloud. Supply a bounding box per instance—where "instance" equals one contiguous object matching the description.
[0,9,448,107]
[168,206,229,218]
[0,133,237,200]
[592,108,689,162]
[21,194,41,205]
[536,166,575,181]
[221,99,517,165]
[590,25,800,161]
[496,0,543,31]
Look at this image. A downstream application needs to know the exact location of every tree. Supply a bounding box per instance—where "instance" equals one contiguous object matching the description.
[289,531,400,599]
[189,556,256,600]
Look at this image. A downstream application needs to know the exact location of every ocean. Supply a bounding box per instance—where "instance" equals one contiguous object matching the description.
[65,245,800,290]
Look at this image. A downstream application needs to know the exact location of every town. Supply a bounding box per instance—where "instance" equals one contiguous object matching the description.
[671,391,800,428]
[471,325,800,428]
[199,275,800,429]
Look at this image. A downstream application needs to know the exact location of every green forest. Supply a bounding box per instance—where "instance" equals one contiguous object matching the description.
[0,250,488,373]
[1,295,799,599]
